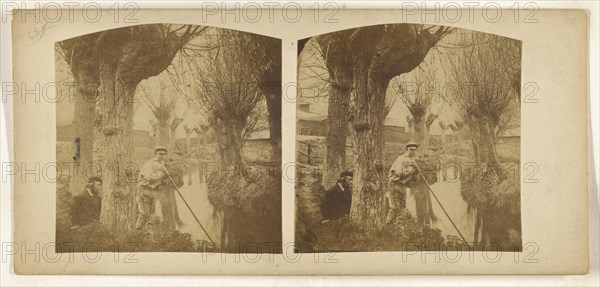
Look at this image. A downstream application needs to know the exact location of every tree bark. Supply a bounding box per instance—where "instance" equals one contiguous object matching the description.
[412,114,426,145]
[210,117,248,176]
[465,113,503,178]
[323,85,350,188]
[71,76,98,195]
[98,69,137,233]
[157,115,171,148]
[348,63,388,227]
[316,31,354,189]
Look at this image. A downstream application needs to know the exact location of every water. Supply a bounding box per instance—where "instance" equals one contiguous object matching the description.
[175,166,477,246]
[175,171,223,244]
[405,166,477,244]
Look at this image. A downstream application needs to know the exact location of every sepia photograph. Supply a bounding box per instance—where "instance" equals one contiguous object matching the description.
[54,24,282,253]
[295,24,522,252]
[7,6,591,277]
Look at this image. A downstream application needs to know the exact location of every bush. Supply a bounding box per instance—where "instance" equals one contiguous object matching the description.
[460,163,522,251]
[206,165,282,253]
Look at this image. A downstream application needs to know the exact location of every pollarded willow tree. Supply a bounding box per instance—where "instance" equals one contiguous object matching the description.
[139,77,188,152]
[59,24,206,233]
[443,31,521,178]
[344,24,453,226]
[188,29,274,176]
[392,62,445,152]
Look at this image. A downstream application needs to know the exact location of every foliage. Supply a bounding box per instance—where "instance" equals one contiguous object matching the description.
[460,162,522,250]
[206,165,282,252]
[461,163,520,216]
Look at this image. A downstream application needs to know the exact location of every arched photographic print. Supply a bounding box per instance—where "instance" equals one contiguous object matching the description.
[295,24,521,252]
[55,24,282,253]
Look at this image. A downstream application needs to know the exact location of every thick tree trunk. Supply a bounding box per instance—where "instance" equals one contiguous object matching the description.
[157,117,170,148]
[407,117,415,141]
[323,85,350,188]
[71,78,98,195]
[412,114,425,145]
[98,71,137,234]
[211,117,248,176]
[480,117,503,178]
[349,64,388,227]
[466,114,503,178]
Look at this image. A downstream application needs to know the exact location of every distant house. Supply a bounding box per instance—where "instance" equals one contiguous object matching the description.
[296,103,410,144]
[297,103,327,136]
